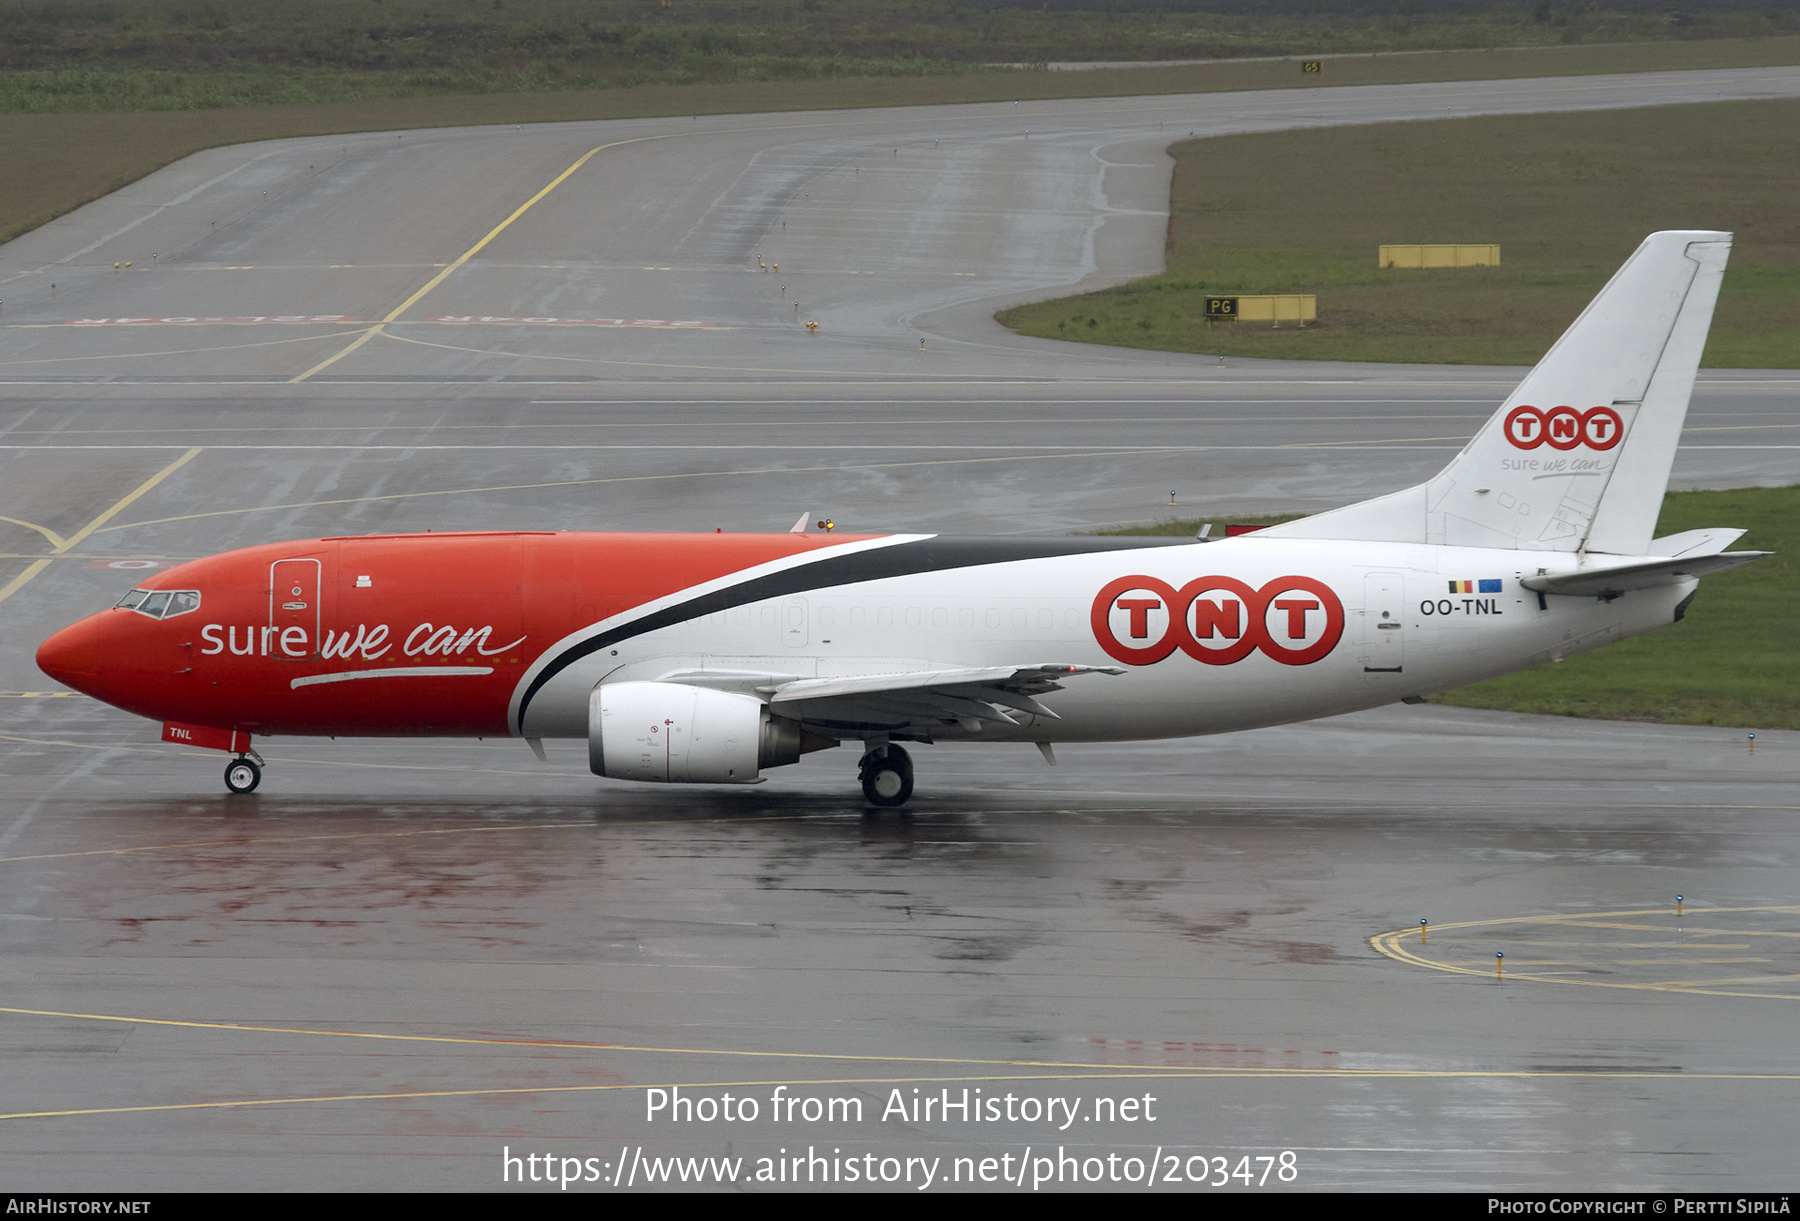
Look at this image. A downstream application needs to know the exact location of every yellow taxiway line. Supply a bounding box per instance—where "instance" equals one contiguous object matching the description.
[1372,906,1800,1000]
[288,136,670,384]
[0,447,200,608]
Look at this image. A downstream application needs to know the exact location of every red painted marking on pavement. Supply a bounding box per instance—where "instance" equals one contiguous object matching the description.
[64,316,357,326]
[424,316,717,328]
[59,315,719,329]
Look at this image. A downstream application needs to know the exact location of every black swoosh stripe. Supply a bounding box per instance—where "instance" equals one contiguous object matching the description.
[515,534,1188,728]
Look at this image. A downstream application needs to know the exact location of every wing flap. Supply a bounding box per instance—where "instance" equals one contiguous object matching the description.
[769,663,1123,731]
[616,663,1122,733]
[768,663,1122,704]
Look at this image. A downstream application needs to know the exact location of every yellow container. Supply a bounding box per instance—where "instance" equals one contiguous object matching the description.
[1379,244,1499,268]
[1233,294,1316,326]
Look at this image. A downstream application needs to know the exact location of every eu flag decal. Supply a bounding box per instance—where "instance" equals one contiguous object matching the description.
[1478,578,1503,593]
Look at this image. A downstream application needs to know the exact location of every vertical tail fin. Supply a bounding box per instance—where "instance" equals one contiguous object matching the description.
[1263,231,1732,555]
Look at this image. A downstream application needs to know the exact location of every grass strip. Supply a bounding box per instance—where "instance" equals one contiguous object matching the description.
[1088,513,1306,537]
[4,2,1794,108]
[998,95,1800,368]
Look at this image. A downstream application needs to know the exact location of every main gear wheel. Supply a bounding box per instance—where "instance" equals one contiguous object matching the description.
[858,744,913,807]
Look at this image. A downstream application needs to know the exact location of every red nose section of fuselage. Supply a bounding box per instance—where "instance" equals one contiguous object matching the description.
[37,615,101,691]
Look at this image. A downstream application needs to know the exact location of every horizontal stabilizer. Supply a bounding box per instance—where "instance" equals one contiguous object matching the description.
[1522,551,1766,597]
[1646,527,1747,558]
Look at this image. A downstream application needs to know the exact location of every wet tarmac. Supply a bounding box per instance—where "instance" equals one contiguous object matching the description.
[1,68,1797,1191]
[3,699,1796,1190]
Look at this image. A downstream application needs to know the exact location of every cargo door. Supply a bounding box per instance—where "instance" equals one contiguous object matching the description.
[1360,571,1405,676]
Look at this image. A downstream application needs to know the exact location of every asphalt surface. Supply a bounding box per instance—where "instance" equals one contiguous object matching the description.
[1,66,1797,1192]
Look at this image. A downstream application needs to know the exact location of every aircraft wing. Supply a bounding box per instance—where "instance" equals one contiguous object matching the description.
[766,663,1125,731]
[1522,551,1768,598]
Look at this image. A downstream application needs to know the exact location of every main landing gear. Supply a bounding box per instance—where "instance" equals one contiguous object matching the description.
[858,743,913,807]
[223,753,263,794]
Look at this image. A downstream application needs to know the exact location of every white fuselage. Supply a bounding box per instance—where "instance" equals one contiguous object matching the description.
[519,537,1687,742]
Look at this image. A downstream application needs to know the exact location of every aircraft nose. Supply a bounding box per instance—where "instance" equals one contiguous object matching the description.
[37,616,100,689]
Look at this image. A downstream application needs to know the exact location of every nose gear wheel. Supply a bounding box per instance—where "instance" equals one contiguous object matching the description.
[224,757,261,794]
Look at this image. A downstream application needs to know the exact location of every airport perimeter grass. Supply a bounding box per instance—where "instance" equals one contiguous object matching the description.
[1090,512,1307,537]
[5,35,1800,246]
[997,98,1800,368]
[1101,487,1798,730]
[4,3,1793,115]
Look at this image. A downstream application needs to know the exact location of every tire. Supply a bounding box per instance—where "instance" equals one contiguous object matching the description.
[224,757,261,794]
[858,745,913,807]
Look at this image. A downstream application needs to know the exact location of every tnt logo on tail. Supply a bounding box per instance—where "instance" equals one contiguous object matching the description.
[1503,405,1624,451]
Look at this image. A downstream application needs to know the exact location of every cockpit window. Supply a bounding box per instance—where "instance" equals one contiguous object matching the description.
[117,588,200,619]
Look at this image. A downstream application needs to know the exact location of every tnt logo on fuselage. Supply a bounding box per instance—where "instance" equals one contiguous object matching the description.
[1503,405,1624,452]
[1091,575,1345,667]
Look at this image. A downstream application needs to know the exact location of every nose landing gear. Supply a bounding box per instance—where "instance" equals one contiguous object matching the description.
[224,752,263,794]
[858,743,913,807]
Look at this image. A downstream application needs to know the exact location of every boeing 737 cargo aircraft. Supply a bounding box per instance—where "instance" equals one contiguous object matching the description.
[36,231,1764,805]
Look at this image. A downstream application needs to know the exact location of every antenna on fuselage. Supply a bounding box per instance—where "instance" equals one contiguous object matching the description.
[789,513,810,534]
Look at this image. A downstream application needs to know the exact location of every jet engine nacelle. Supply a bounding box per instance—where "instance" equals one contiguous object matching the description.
[588,680,813,784]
